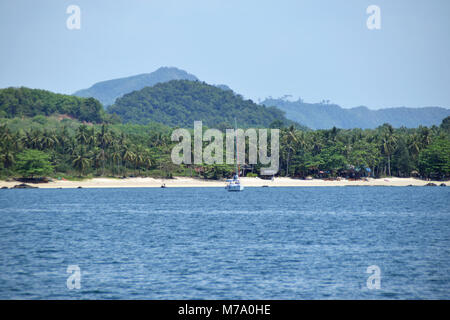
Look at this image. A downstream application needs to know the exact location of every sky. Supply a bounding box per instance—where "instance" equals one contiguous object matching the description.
[0,0,449,109]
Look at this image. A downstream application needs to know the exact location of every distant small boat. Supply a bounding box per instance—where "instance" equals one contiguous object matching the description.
[226,118,244,192]
[225,175,244,192]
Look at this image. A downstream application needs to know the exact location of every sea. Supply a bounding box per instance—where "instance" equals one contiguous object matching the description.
[0,187,449,299]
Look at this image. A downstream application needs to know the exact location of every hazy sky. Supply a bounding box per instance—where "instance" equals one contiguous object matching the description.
[0,0,449,109]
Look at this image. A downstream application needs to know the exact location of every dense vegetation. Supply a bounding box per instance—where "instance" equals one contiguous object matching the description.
[264,97,450,129]
[0,116,176,179]
[0,82,449,181]
[0,87,106,123]
[108,80,294,128]
[277,121,449,180]
[74,67,198,106]
[1,116,449,181]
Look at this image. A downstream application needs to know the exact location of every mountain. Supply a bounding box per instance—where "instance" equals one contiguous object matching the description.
[107,80,293,128]
[262,98,450,129]
[214,84,233,92]
[0,87,104,123]
[73,67,198,106]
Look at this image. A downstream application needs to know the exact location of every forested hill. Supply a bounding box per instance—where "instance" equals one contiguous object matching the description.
[0,87,104,123]
[263,98,450,130]
[107,80,294,128]
[73,67,198,106]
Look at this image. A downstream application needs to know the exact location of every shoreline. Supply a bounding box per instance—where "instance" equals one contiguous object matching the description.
[0,177,447,189]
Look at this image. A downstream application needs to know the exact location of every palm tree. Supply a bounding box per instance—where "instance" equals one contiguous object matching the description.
[75,125,89,146]
[40,130,58,149]
[150,132,170,148]
[72,147,92,176]
[134,152,144,175]
[111,148,122,176]
[58,126,71,154]
[10,131,22,151]
[419,126,432,147]
[0,125,13,143]
[407,133,421,159]
[281,125,298,176]
[96,124,112,175]
[309,132,324,156]
[86,127,96,148]
[122,149,136,174]
[25,130,43,149]
[142,153,153,172]
[0,126,19,169]
[380,124,397,176]
[0,145,15,168]
[93,148,103,173]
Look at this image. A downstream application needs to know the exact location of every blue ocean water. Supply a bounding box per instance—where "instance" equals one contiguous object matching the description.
[0,187,449,299]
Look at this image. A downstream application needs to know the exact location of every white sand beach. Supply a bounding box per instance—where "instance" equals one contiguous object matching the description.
[0,177,447,188]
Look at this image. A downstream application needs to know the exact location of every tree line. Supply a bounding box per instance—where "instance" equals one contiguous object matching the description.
[1,116,449,180]
[0,118,174,179]
[277,120,449,180]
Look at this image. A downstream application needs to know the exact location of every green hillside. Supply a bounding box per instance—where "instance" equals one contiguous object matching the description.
[0,87,104,123]
[108,80,295,128]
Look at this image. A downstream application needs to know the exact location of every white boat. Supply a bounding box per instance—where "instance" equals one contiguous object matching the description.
[225,175,244,191]
[226,119,244,192]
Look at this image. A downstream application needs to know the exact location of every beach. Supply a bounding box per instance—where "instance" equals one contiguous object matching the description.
[0,177,447,189]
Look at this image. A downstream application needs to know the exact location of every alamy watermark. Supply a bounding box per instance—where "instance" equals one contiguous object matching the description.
[66,5,81,30]
[366,265,381,289]
[65,5,380,31]
[366,5,381,30]
[171,121,279,175]
[66,265,81,289]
